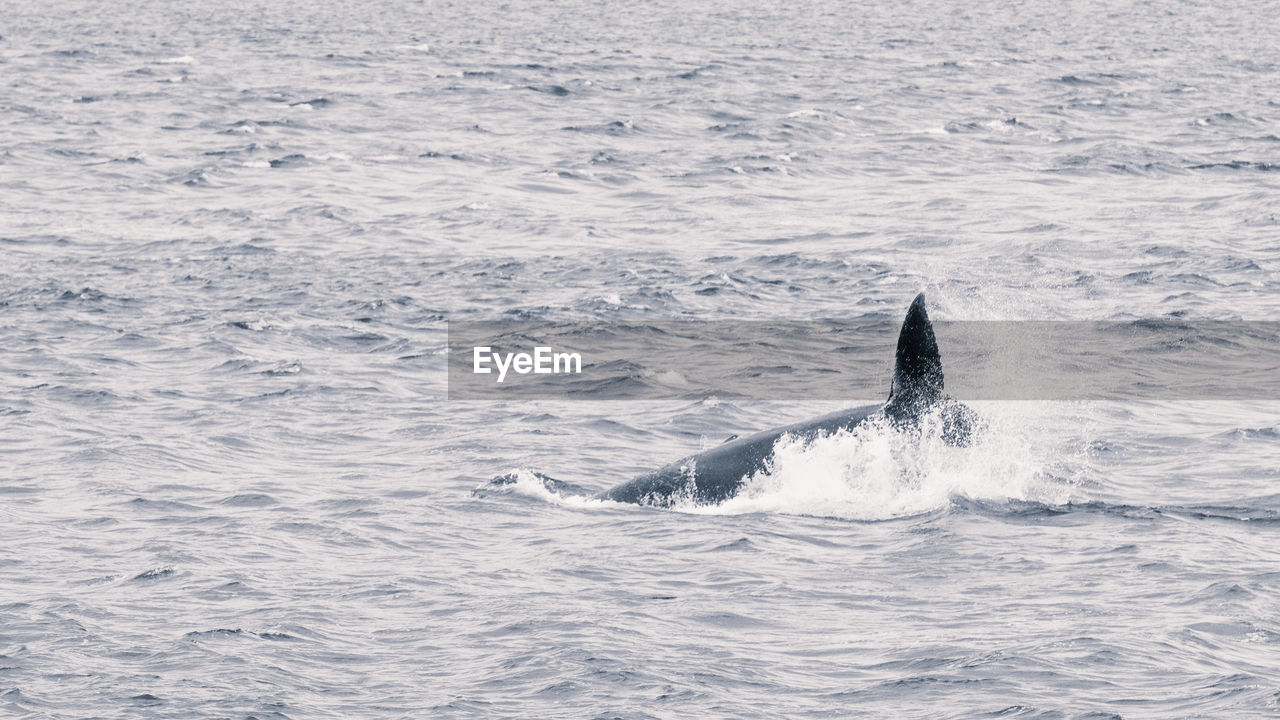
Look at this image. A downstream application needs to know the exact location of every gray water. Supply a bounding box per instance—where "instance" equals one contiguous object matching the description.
[3,0,1280,717]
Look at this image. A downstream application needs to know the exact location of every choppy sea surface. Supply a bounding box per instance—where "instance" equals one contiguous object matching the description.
[3,0,1280,717]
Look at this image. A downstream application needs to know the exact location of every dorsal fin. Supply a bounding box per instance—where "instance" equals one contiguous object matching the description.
[887,293,943,407]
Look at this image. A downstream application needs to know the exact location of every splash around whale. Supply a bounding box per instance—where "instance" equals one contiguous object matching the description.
[485,293,981,508]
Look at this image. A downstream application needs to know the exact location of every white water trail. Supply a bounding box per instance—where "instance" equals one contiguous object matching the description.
[679,403,1089,520]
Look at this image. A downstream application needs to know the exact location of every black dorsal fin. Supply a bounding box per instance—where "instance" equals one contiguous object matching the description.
[887,293,943,407]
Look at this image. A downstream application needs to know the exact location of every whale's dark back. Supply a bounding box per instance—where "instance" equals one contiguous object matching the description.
[598,405,878,506]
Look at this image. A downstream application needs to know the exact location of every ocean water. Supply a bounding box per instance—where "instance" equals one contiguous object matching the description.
[2,0,1280,717]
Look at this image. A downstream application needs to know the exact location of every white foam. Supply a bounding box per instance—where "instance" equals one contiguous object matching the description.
[649,369,690,388]
[675,404,1083,520]
[486,468,612,509]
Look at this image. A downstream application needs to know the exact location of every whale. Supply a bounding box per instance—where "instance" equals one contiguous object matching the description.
[483,293,978,507]
[596,293,978,507]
